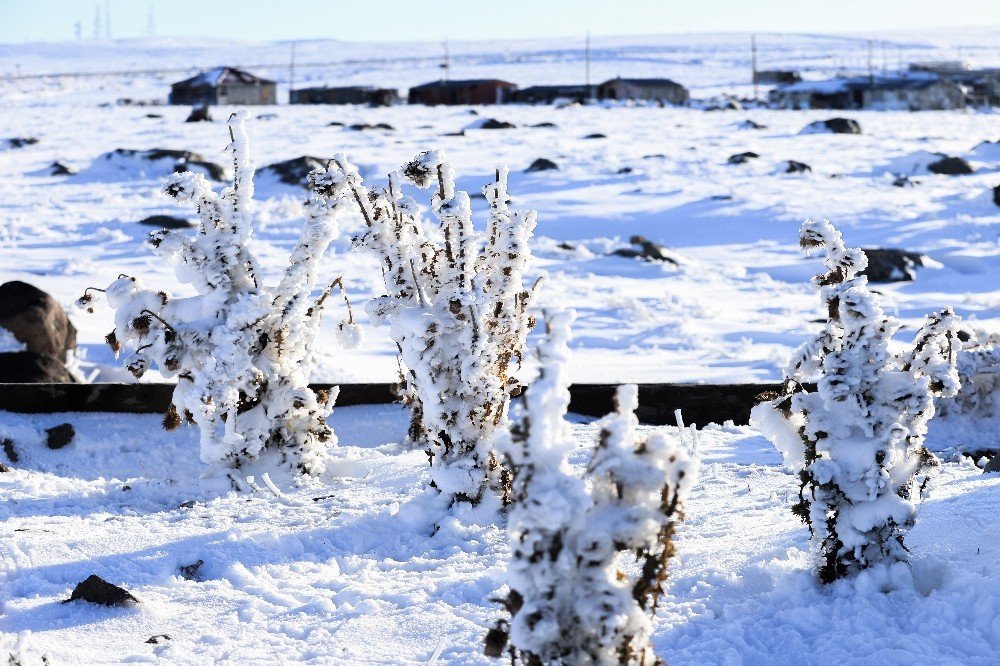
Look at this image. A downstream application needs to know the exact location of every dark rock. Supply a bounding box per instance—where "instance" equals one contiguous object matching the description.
[557,242,576,251]
[65,575,138,606]
[477,119,516,130]
[739,120,766,130]
[185,106,212,122]
[985,455,1000,473]
[146,635,171,644]
[532,122,557,128]
[728,151,759,164]
[45,423,75,450]
[0,281,77,357]
[2,438,17,463]
[861,248,926,283]
[584,133,606,139]
[611,235,679,265]
[642,154,665,160]
[138,215,195,229]
[179,559,204,581]
[892,175,918,188]
[49,161,77,176]
[4,137,39,149]
[821,118,862,134]
[349,123,394,131]
[443,130,465,137]
[617,167,634,174]
[0,462,9,473]
[928,156,974,175]
[259,156,328,186]
[144,113,163,119]
[993,184,1000,207]
[256,113,278,121]
[710,194,733,200]
[0,351,76,383]
[328,121,344,126]
[105,149,226,181]
[785,160,812,174]
[525,158,558,173]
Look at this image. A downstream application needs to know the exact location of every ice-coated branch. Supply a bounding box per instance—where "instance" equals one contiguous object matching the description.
[752,219,960,584]
[80,113,360,474]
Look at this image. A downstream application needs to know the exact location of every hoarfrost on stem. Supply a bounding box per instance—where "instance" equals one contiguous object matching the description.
[79,111,360,474]
[752,219,960,584]
[487,310,698,665]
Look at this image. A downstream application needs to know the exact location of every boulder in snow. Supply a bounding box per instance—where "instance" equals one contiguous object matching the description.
[0,281,76,358]
[728,151,759,164]
[349,123,394,131]
[45,423,75,450]
[738,119,766,130]
[465,118,516,130]
[48,161,77,176]
[85,148,226,181]
[525,158,558,173]
[185,105,212,122]
[0,351,76,383]
[259,156,328,187]
[785,160,812,174]
[861,248,927,283]
[611,236,680,265]
[993,184,1000,207]
[800,118,862,135]
[138,214,195,229]
[584,133,606,139]
[2,137,39,150]
[928,156,974,175]
[65,575,138,606]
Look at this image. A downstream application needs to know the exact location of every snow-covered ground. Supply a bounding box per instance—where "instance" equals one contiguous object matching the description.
[2,30,1000,664]
[2,406,998,664]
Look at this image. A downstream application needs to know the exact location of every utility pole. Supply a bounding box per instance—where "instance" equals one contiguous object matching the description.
[867,39,875,84]
[881,41,887,76]
[443,38,450,82]
[104,0,111,40]
[585,31,593,101]
[751,34,759,101]
[93,4,101,40]
[288,41,296,104]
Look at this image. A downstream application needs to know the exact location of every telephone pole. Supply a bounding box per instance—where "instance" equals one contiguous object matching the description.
[443,38,450,82]
[104,0,111,39]
[585,31,593,101]
[288,42,296,104]
[751,34,759,101]
[867,40,875,84]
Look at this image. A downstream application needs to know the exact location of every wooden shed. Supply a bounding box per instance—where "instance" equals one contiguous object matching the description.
[169,67,276,106]
[289,86,399,106]
[597,77,689,105]
[769,75,966,111]
[408,79,516,105]
[509,85,592,104]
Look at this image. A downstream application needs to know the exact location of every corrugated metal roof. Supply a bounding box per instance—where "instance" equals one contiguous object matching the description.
[409,79,515,90]
[775,74,949,94]
[173,67,275,88]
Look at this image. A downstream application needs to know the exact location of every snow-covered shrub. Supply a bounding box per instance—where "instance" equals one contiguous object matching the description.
[486,310,698,665]
[333,150,538,505]
[77,111,360,474]
[752,219,960,584]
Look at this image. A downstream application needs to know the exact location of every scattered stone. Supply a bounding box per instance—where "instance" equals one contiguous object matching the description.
[993,184,1000,207]
[532,122,557,128]
[179,500,197,509]
[2,438,17,463]
[256,113,278,121]
[557,242,576,251]
[617,167,634,174]
[611,235,680,265]
[185,105,212,122]
[4,137,39,149]
[642,154,665,160]
[178,559,204,581]
[928,156,974,175]
[138,214,195,229]
[738,119,766,130]
[45,423,75,450]
[0,351,76,383]
[443,130,465,137]
[0,462,9,473]
[525,158,558,173]
[328,121,344,126]
[861,248,927,283]
[801,118,862,135]
[0,281,77,357]
[728,151,759,164]
[65,575,138,607]
[710,194,734,200]
[892,174,918,188]
[259,156,328,186]
[144,113,163,119]
[476,118,516,130]
[349,123,394,131]
[100,148,226,181]
[146,635,171,645]
[785,160,812,174]
[584,133,606,139]
[48,161,77,176]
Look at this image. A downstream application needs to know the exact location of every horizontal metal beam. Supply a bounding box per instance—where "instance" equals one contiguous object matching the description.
[0,382,781,427]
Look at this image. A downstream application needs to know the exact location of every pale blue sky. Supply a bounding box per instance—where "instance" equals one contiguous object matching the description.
[2,0,1000,44]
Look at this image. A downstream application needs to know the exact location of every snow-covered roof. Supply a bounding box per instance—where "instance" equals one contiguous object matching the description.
[173,67,276,88]
[774,74,949,95]
[601,77,685,88]
[409,79,515,90]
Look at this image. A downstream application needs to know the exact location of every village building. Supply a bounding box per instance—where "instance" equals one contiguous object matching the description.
[596,77,689,105]
[169,67,277,106]
[289,85,399,106]
[769,75,965,111]
[909,62,1000,106]
[408,79,517,105]
[754,69,802,85]
[508,84,592,104]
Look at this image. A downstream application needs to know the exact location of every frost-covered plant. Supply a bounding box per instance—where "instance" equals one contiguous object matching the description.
[486,310,698,665]
[751,219,960,584]
[77,111,360,474]
[333,149,538,505]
